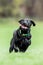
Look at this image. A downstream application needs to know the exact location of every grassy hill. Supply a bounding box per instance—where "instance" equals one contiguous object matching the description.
[0,18,43,65]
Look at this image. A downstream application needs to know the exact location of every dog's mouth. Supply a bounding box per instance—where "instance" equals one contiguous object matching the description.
[20,24,28,29]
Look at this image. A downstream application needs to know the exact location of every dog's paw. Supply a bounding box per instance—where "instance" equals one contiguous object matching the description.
[9,47,13,53]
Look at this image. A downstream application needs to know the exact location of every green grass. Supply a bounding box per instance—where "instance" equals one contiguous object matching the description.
[0,18,43,65]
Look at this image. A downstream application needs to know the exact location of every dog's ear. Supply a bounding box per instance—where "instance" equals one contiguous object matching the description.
[30,20,36,26]
[19,19,24,24]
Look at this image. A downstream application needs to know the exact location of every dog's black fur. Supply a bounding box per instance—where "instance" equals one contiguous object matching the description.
[9,19,36,53]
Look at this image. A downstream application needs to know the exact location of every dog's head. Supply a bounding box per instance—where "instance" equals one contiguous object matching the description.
[19,19,35,28]
[19,18,36,34]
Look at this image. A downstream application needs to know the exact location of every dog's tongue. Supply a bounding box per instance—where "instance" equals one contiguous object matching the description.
[21,24,28,29]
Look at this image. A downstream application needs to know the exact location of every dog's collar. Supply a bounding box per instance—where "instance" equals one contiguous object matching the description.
[19,30,30,37]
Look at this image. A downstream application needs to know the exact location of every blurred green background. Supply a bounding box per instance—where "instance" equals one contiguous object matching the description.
[0,0,43,65]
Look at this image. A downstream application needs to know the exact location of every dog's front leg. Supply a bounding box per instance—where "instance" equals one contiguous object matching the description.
[9,38,14,53]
